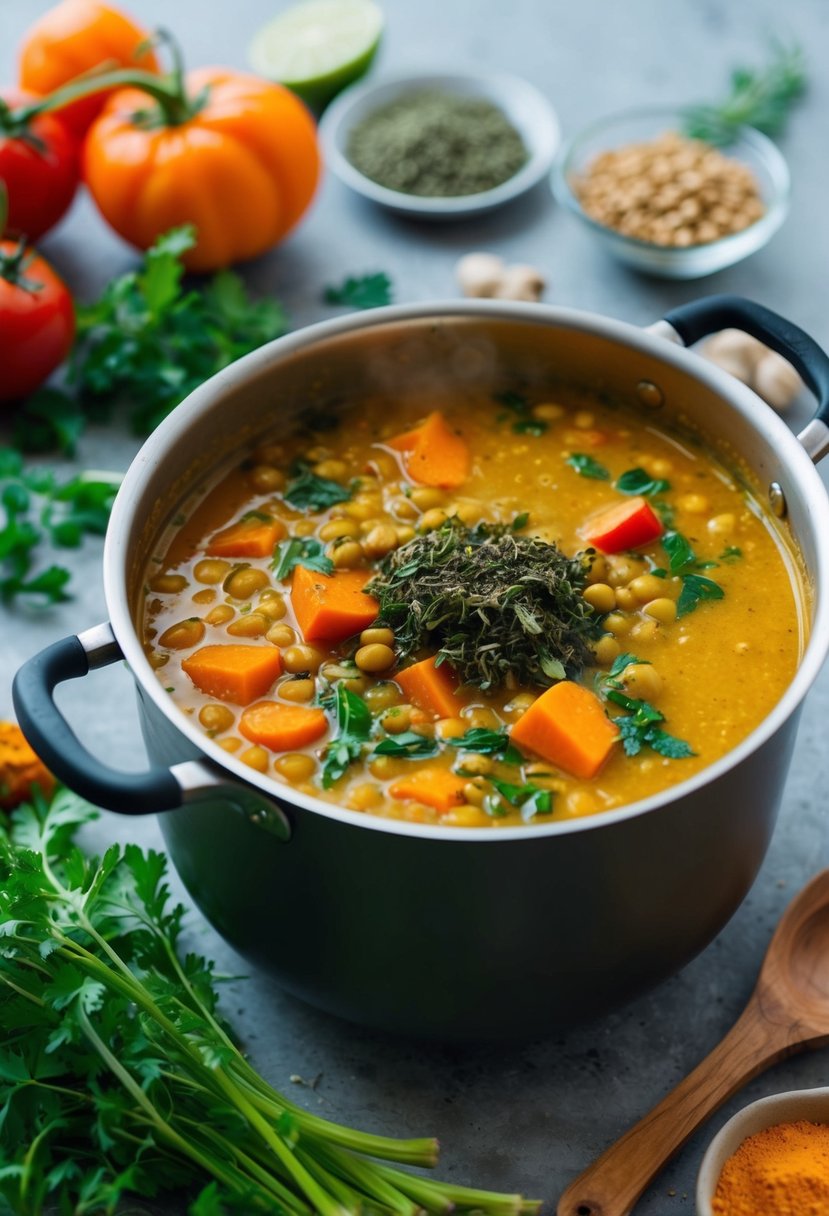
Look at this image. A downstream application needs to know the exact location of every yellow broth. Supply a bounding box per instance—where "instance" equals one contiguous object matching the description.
[141,388,805,827]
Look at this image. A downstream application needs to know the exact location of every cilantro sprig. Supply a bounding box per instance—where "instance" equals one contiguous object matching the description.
[660,530,725,618]
[271,536,333,580]
[567,453,610,480]
[325,273,393,310]
[615,467,671,497]
[321,685,373,787]
[600,653,695,760]
[0,787,540,1215]
[283,463,353,512]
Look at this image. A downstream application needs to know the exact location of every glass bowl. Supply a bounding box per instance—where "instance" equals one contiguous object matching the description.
[551,105,790,279]
[319,70,561,220]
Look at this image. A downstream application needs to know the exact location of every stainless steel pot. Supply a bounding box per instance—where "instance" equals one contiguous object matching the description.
[15,296,829,1040]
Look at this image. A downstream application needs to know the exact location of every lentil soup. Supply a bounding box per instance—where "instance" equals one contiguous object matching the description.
[142,387,804,827]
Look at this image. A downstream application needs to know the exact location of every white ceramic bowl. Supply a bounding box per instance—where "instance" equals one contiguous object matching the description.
[318,70,561,219]
[696,1086,829,1214]
[552,105,790,279]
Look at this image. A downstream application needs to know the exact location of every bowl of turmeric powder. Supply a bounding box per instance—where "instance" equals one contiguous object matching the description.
[696,1087,829,1214]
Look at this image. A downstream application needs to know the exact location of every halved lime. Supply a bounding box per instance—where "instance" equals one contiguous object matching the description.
[249,0,384,111]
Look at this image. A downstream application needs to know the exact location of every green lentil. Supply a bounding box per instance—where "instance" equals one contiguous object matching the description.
[346,89,528,197]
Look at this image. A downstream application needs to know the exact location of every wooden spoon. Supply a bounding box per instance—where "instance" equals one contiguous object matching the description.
[557,869,829,1216]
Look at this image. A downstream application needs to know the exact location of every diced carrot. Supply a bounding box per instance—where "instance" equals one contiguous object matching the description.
[240,701,328,751]
[389,768,468,814]
[182,645,283,705]
[291,565,379,643]
[583,496,663,554]
[395,656,466,719]
[206,514,286,558]
[510,681,618,780]
[386,411,470,489]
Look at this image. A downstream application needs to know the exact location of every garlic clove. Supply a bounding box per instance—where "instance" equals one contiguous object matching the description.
[491,264,546,302]
[701,329,766,383]
[752,350,803,412]
[455,252,506,298]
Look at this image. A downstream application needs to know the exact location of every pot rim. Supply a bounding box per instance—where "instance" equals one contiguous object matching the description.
[105,299,829,841]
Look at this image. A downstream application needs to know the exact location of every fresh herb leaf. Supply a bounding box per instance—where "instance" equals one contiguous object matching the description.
[662,530,696,573]
[676,572,725,618]
[606,651,648,682]
[271,537,333,580]
[373,731,438,759]
[615,467,671,496]
[604,689,695,759]
[0,786,538,1216]
[367,517,601,690]
[283,465,352,512]
[485,776,553,821]
[567,453,610,480]
[448,728,523,765]
[322,685,372,787]
[325,272,393,310]
[493,391,548,436]
[12,388,86,456]
[72,225,287,435]
[720,545,743,562]
[683,43,806,146]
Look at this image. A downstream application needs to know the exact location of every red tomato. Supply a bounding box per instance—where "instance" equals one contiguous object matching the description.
[584,496,664,554]
[0,241,74,401]
[0,88,79,240]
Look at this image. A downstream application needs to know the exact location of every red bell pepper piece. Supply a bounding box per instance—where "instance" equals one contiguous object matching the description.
[584,496,664,553]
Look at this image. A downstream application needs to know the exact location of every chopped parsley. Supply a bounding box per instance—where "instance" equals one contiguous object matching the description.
[271,536,333,580]
[567,453,610,480]
[321,686,372,788]
[283,463,352,512]
[324,272,393,310]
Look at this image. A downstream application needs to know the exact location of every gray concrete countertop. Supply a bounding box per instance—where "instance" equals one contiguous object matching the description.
[2,1,829,1212]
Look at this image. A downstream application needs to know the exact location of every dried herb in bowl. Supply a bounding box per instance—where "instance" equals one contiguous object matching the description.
[366,516,601,690]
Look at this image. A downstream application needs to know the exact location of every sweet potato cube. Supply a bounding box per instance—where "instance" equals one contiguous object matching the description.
[395,656,465,719]
[387,411,470,489]
[206,515,286,558]
[389,768,468,814]
[510,681,618,779]
[182,645,283,706]
[291,565,379,644]
[240,701,328,751]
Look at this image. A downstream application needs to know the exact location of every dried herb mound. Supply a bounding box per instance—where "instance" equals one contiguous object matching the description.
[367,518,601,690]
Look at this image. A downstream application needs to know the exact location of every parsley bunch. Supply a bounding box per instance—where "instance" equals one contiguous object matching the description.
[684,44,806,146]
[0,788,540,1215]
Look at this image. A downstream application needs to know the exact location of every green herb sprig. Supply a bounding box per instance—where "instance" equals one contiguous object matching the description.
[600,654,695,760]
[484,776,553,821]
[659,530,725,618]
[0,787,540,1215]
[271,537,333,580]
[684,44,806,146]
[615,467,670,497]
[367,518,600,691]
[567,453,610,480]
[324,273,393,310]
[321,685,372,787]
[448,728,524,765]
[493,391,547,436]
[283,463,353,513]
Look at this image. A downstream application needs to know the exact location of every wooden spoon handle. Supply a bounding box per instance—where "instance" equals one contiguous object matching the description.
[556,997,791,1216]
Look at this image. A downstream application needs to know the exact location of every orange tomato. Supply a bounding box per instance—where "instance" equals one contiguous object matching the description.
[83,69,320,271]
[18,0,157,140]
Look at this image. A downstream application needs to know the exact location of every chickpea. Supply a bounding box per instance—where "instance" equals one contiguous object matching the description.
[449,805,491,828]
[321,661,359,681]
[240,746,269,773]
[604,612,632,637]
[319,518,361,541]
[458,753,493,776]
[574,410,595,429]
[206,604,235,626]
[678,492,709,514]
[504,691,537,718]
[249,464,285,494]
[257,592,287,621]
[614,587,637,612]
[605,555,645,586]
[593,635,621,666]
[418,508,448,533]
[410,487,445,510]
[630,619,659,643]
[649,457,673,478]
[275,753,317,782]
[314,459,348,481]
[451,502,483,526]
[381,705,412,734]
[355,643,395,673]
[279,677,316,703]
[218,737,242,753]
[149,573,189,594]
[159,619,206,650]
[148,651,169,669]
[267,623,296,647]
[348,783,383,811]
[369,755,405,780]
[565,789,599,817]
[194,558,231,585]
[294,519,316,538]
[330,540,364,569]
[533,402,565,421]
[361,626,395,647]
[463,779,488,807]
[395,524,416,544]
[621,662,662,701]
[708,513,735,536]
[586,554,609,585]
[224,567,270,600]
[463,706,500,731]
[343,673,370,694]
[343,500,377,522]
[227,612,269,638]
[390,496,419,522]
[629,573,666,603]
[192,588,216,605]
[436,716,466,739]
[364,682,402,711]
[199,704,234,734]
[282,644,325,673]
[362,524,399,559]
[583,583,616,613]
[643,597,678,624]
[254,442,285,466]
[306,445,331,463]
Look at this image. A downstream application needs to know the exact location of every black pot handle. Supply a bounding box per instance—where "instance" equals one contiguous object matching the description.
[663,294,829,427]
[13,625,183,814]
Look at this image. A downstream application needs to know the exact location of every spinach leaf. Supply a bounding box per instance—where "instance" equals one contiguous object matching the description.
[321,685,372,788]
[448,728,523,765]
[485,776,553,821]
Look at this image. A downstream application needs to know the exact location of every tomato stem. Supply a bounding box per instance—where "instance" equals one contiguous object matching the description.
[18,29,203,129]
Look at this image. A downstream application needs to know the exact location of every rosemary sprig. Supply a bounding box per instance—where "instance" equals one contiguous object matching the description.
[366,517,601,690]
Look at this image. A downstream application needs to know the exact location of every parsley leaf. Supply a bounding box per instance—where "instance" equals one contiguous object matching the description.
[493,391,548,436]
[662,530,696,573]
[720,545,743,562]
[325,272,393,310]
[12,388,86,456]
[373,731,438,759]
[567,453,610,480]
[605,689,695,759]
[447,728,523,765]
[485,776,553,821]
[676,572,725,618]
[322,685,372,787]
[615,467,671,496]
[271,537,333,580]
[283,464,352,512]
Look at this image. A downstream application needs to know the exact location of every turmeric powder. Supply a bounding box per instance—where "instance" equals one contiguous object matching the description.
[0,722,54,810]
[712,1119,829,1215]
